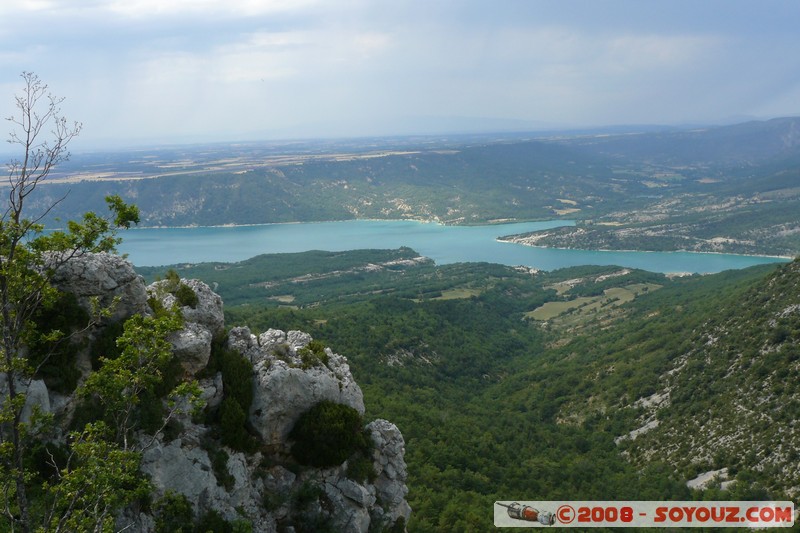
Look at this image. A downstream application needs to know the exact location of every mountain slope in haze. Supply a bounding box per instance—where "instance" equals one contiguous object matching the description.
[563,116,800,166]
[26,118,800,257]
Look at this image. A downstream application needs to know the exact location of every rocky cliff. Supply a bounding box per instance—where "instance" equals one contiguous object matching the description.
[45,252,411,533]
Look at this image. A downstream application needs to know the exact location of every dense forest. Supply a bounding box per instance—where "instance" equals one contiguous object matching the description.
[142,250,799,531]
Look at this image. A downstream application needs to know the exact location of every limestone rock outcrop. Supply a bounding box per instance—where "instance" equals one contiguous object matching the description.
[140,436,278,533]
[50,251,149,322]
[314,420,411,533]
[45,253,409,533]
[368,419,412,527]
[228,327,365,448]
[147,278,224,375]
[138,319,408,533]
[0,377,52,423]
[174,279,225,336]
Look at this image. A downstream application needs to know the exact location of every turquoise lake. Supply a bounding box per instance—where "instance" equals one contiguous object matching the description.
[117,219,790,273]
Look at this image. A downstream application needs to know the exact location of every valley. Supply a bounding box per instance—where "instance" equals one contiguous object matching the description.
[81,119,800,529]
[139,250,799,531]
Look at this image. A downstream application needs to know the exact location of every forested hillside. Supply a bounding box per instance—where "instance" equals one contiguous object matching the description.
[142,250,797,531]
[619,259,800,496]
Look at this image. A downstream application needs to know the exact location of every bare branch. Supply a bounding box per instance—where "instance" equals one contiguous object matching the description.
[4,72,81,226]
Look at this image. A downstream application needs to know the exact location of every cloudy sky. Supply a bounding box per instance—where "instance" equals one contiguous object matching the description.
[1,0,799,148]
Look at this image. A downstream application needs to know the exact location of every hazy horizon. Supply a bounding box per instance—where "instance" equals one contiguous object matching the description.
[2,1,800,150]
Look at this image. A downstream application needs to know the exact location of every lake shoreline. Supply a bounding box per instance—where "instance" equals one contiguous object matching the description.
[124,218,795,260]
[117,219,790,273]
[496,238,795,261]
[122,216,569,231]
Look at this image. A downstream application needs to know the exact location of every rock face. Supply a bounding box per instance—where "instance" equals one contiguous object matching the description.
[140,436,278,533]
[139,420,411,533]
[137,323,408,533]
[318,420,412,533]
[26,253,151,428]
[147,278,225,375]
[50,252,150,322]
[368,420,412,526]
[175,279,225,336]
[0,377,52,423]
[49,254,410,533]
[228,327,365,448]
[139,323,409,533]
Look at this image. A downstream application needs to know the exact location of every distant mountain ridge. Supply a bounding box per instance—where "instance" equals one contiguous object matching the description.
[22,117,800,256]
[564,116,800,165]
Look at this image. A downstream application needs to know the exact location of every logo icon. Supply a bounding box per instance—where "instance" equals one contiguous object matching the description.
[556,504,576,524]
[496,502,556,525]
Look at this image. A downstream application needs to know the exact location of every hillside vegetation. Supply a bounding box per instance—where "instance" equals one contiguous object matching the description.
[619,259,800,496]
[142,250,797,531]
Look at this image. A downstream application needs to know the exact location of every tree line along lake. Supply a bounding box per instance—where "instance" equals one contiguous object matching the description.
[117,219,790,273]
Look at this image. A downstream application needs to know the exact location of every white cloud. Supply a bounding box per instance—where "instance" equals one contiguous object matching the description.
[602,34,724,73]
[352,32,392,60]
[23,0,55,10]
[207,32,313,82]
[2,0,798,144]
[104,0,322,18]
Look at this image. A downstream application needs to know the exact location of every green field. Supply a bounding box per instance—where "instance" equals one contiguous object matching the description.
[430,288,484,300]
[526,283,662,324]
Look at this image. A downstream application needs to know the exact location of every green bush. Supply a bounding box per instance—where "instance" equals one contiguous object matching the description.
[291,481,323,508]
[195,509,231,533]
[206,445,235,491]
[263,490,288,512]
[219,397,253,452]
[220,349,253,411]
[68,396,106,433]
[164,269,181,292]
[230,520,254,533]
[346,453,377,484]
[139,355,185,436]
[154,491,193,533]
[148,296,171,319]
[205,342,255,452]
[152,268,198,310]
[298,340,329,369]
[175,283,199,308]
[289,401,370,468]
[28,291,88,393]
[90,320,124,369]
[138,389,165,435]
[26,441,69,483]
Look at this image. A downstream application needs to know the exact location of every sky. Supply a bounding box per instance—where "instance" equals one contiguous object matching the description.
[1,0,800,149]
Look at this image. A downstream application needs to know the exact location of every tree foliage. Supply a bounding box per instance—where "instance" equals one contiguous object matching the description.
[289,401,370,468]
[0,72,204,533]
[79,311,203,450]
[203,339,255,452]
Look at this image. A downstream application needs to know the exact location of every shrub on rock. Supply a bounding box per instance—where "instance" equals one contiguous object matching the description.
[289,401,370,468]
